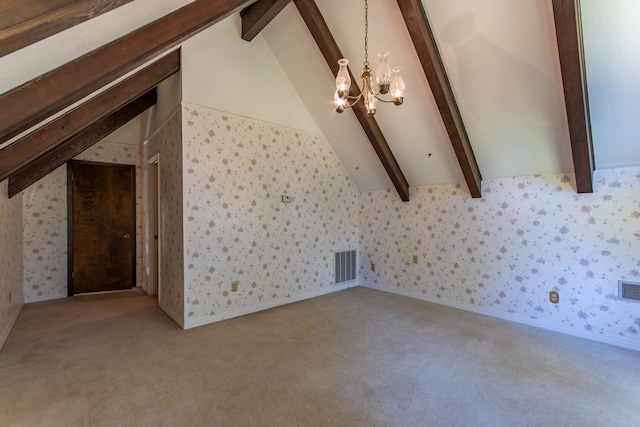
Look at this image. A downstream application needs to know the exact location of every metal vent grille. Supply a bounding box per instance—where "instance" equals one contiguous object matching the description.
[619,281,640,303]
[335,250,357,284]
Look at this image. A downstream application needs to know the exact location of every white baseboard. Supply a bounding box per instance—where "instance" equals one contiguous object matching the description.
[184,281,359,330]
[361,283,640,352]
[159,299,184,329]
[0,304,23,351]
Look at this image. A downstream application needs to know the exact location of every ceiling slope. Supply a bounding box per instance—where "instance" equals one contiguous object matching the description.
[264,0,584,192]
[0,0,256,146]
[397,0,481,198]
[0,0,134,58]
[8,89,157,198]
[293,0,410,201]
[3,0,635,198]
[0,49,179,185]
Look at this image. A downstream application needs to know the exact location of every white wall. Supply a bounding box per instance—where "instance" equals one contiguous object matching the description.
[181,15,321,136]
[359,168,640,351]
[582,0,640,169]
[0,180,23,349]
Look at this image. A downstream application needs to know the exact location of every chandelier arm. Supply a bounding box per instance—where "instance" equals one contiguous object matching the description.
[374,96,397,104]
[346,94,364,108]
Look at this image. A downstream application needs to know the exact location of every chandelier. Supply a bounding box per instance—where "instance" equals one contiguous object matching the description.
[334,0,405,115]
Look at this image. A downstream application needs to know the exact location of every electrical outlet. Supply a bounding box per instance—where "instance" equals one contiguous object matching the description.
[370,263,376,272]
[413,255,418,264]
[231,281,239,292]
[549,291,559,304]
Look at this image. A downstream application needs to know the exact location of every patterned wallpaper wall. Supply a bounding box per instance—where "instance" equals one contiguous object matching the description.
[143,108,184,324]
[181,103,359,326]
[360,168,640,349]
[22,141,142,303]
[0,180,23,348]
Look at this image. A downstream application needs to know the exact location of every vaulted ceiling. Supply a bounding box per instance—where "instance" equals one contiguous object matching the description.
[1,0,638,201]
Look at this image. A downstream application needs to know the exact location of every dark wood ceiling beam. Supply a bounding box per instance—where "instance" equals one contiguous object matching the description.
[293,0,410,201]
[0,0,255,146]
[552,0,594,193]
[0,49,179,183]
[396,0,482,198]
[8,89,157,198]
[0,0,134,58]
[241,0,291,41]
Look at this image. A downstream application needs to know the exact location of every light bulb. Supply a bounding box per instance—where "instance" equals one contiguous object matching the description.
[335,59,351,100]
[334,91,347,113]
[390,67,405,105]
[376,51,392,94]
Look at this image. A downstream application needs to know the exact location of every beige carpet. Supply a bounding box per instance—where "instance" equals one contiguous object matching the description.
[1,287,639,426]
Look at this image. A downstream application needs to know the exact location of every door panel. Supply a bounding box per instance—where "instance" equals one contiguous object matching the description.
[69,161,135,295]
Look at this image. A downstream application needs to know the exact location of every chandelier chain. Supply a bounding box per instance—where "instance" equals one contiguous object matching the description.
[364,0,369,68]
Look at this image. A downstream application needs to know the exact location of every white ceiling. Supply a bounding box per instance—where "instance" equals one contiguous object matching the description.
[2,0,640,193]
[263,0,577,191]
[262,0,640,191]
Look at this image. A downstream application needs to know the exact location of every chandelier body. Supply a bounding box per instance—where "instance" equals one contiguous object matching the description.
[334,0,405,116]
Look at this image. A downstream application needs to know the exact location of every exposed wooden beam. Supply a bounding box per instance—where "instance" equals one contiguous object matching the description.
[0,0,255,146]
[0,0,134,58]
[241,0,291,41]
[293,0,410,201]
[0,49,179,183]
[552,0,594,193]
[396,0,482,198]
[8,89,157,198]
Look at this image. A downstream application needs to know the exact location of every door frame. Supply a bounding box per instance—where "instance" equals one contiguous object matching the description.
[67,160,136,296]
[146,154,161,298]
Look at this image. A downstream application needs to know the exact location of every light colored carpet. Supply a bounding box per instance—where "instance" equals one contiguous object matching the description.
[0,287,639,427]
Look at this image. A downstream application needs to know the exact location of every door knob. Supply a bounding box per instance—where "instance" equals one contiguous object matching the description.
[123,233,131,239]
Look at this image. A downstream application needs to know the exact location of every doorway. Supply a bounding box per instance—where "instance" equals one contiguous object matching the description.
[68,160,136,295]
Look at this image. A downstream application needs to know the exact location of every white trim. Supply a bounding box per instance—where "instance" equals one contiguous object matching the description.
[181,101,326,139]
[0,304,23,350]
[144,155,160,296]
[596,161,640,170]
[159,298,184,329]
[184,281,359,329]
[360,283,640,352]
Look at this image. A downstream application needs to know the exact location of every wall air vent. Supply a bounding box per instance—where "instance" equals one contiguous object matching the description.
[335,250,357,285]
[618,280,640,303]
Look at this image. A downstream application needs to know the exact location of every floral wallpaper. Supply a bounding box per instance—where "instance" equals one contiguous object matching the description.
[181,103,359,326]
[144,108,184,324]
[22,141,142,303]
[360,168,640,349]
[22,167,67,302]
[0,180,23,348]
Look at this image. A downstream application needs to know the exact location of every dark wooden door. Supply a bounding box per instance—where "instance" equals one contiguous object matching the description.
[68,161,136,295]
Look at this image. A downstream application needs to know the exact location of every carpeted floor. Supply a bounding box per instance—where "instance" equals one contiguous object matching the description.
[0,287,639,426]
